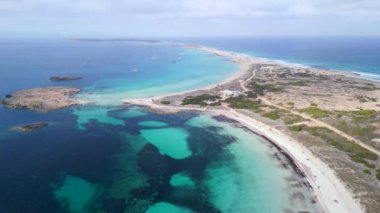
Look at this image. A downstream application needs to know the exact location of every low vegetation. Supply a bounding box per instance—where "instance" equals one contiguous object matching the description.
[181,94,221,106]
[248,81,283,96]
[310,102,318,107]
[304,127,378,168]
[363,169,371,175]
[160,100,170,105]
[334,110,379,143]
[245,91,258,98]
[377,169,380,181]
[225,96,262,110]
[352,85,378,91]
[283,114,304,125]
[300,107,330,118]
[285,80,309,86]
[263,111,280,120]
[356,95,377,103]
[288,124,306,132]
[292,72,313,78]
[286,102,295,107]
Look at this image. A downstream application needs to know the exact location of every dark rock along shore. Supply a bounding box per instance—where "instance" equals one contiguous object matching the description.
[49,76,82,81]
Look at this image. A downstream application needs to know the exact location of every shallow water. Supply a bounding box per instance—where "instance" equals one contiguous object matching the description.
[138,120,168,128]
[0,106,322,212]
[53,176,98,212]
[140,127,192,159]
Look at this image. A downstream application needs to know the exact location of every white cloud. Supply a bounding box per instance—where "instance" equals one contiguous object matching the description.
[0,0,379,37]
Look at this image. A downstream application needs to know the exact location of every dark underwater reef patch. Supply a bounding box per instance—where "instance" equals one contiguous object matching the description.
[123,124,237,212]
[212,115,240,124]
[102,197,126,213]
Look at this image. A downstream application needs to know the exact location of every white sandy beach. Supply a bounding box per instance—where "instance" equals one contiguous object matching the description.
[123,45,366,213]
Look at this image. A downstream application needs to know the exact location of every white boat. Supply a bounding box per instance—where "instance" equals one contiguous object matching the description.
[131,67,138,72]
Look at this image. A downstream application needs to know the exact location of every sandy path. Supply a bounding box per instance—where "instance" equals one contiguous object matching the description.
[259,98,380,157]
[237,66,380,157]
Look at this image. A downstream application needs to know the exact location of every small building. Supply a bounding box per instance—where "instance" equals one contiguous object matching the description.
[221,89,241,98]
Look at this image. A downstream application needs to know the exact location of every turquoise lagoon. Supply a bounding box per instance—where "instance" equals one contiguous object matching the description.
[76,44,237,105]
[0,39,322,212]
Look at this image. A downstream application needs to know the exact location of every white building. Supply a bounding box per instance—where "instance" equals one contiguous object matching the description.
[221,89,241,98]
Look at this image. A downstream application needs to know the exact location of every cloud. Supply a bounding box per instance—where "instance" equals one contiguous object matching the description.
[0,0,379,37]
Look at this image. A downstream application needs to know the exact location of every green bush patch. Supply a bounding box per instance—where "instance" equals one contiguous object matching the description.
[263,111,280,120]
[181,94,221,106]
[300,107,330,118]
[286,80,310,86]
[286,102,295,107]
[288,124,306,132]
[225,96,262,110]
[248,81,283,96]
[283,114,304,125]
[160,101,170,105]
[363,169,371,175]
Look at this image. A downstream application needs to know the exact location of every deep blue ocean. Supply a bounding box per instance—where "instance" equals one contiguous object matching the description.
[0,37,379,212]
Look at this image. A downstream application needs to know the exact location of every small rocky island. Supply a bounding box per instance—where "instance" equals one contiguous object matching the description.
[49,76,82,81]
[15,122,49,132]
[1,87,81,112]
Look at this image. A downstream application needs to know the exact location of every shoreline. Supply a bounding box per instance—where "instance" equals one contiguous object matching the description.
[124,100,363,213]
[123,44,371,213]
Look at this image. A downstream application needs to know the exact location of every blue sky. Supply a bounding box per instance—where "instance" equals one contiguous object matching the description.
[0,0,379,37]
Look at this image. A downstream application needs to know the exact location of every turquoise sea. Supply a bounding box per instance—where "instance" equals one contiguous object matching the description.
[3,37,377,212]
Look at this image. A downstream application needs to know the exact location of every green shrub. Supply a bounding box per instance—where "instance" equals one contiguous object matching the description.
[160,100,170,105]
[263,111,280,120]
[351,110,377,117]
[284,115,304,125]
[286,102,295,107]
[288,124,306,132]
[365,162,376,169]
[376,169,380,181]
[300,107,330,118]
[245,91,257,98]
[225,96,262,110]
[363,169,371,174]
[181,94,221,106]
[248,81,283,96]
[286,80,309,86]
[310,102,318,107]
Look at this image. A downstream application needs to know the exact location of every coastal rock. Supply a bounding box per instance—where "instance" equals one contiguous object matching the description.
[49,76,82,81]
[15,122,49,132]
[1,87,81,112]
